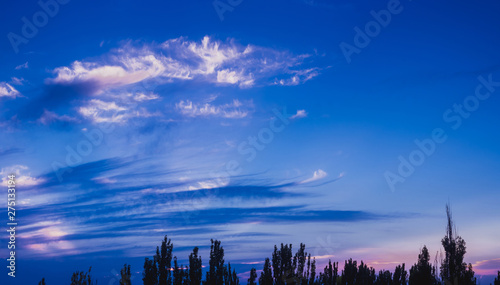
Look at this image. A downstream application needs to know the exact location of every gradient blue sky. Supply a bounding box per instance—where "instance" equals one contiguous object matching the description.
[1,0,500,284]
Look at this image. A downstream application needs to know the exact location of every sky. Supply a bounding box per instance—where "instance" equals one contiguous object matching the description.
[1,0,500,284]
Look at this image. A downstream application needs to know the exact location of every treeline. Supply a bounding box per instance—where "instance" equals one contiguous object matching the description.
[141,237,238,285]
[43,206,500,285]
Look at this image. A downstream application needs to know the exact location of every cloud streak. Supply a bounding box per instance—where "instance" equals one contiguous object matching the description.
[176,99,253,119]
[47,36,320,94]
[13,158,402,259]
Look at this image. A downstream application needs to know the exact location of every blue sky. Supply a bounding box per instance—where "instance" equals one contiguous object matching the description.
[1,0,500,284]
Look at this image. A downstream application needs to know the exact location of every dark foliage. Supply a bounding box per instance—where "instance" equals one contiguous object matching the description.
[43,205,500,285]
[189,247,203,285]
[248,268,257,285]
[121,264,132,285]
[440,205,476,285]
[70,267,96,285]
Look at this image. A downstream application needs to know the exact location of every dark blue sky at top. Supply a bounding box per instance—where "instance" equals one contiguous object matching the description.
[1,0,500,284]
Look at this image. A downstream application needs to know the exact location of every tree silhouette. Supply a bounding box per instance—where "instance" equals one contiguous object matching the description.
[356,261,376,285]
[440,205,476,285]
[173,256,188,285]
[259,258,273,285]
[120,264,132,285]
[189,247,203,285]
[319,260,339,285]
[309,255,317,285]
[409,246,439,285]
[231,264,240,285]
[70,267,96,285]
[293,243,307,283]
[494,271,500,285]
[224,262,239,285]
[341,259,358,285]
[143,257,158,285]
[375,270,392,285]
[272,243,297,284]
[42,206,500,285]
[247,268,257,285]
[156,235,173,285]
[205,239,228,285]
[392,264,407,285]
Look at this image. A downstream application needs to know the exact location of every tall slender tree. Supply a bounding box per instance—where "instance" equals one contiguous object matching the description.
[157,235,173,285]
[143,258,159,285]
[120,264,132,285]
[189,247,203,285]
[294,243,308,283]
[232,268,240,285]
[409,246,439,285]
[259,258,273,285]
[494,271,500,285]
[205,239,226,285]
[341,259,358,285]
[38,278,46,285]
[309,257,317,285]
[173,256,189,285]
[375,270,392,285]
[356,261,376,285]
[272,243,296,284]
[272,244,284,284]
[319,260,339,285]
[440,205,476,285]
[71,267,96,285]
[247,268,257,285]
[225,263,233,285]
[392,264,407,285]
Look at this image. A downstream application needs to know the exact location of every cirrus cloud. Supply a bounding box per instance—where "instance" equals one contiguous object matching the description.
[47,36,321,94]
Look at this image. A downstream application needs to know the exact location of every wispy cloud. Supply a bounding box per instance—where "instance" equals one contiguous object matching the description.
[47,36,320,95]
[132,92,160,102]
[10,77,26,85]
[38,110,79,125]
[0,147,23,157]
[0,82,21,98]
[472,258,500,275]
[290,109,308,119]
[78,99,128,123]
[15,61,29,70]
[1,165,45,187]
[12,158,395,258]
[176,99,253,119]
[273,68,320,86]
[300,169,328,184]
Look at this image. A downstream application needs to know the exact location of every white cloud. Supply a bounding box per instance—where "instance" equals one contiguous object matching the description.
[176,99,252,119]
[132,92,159,102]
[10,77,26,85]
[0,82,21,98]
[15,62,28,70]
[50,59,163,94]
[301,169,328,184]
[290,109,308,119]
[181,35,252,75]
[48,36,320,94]
[0,165,44,187]
[78,99,127,123]
[216,69,254,87]
[274,68,320,86]
[38,110,79,125]
[78,99,160,123]
[92,177,118,184]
